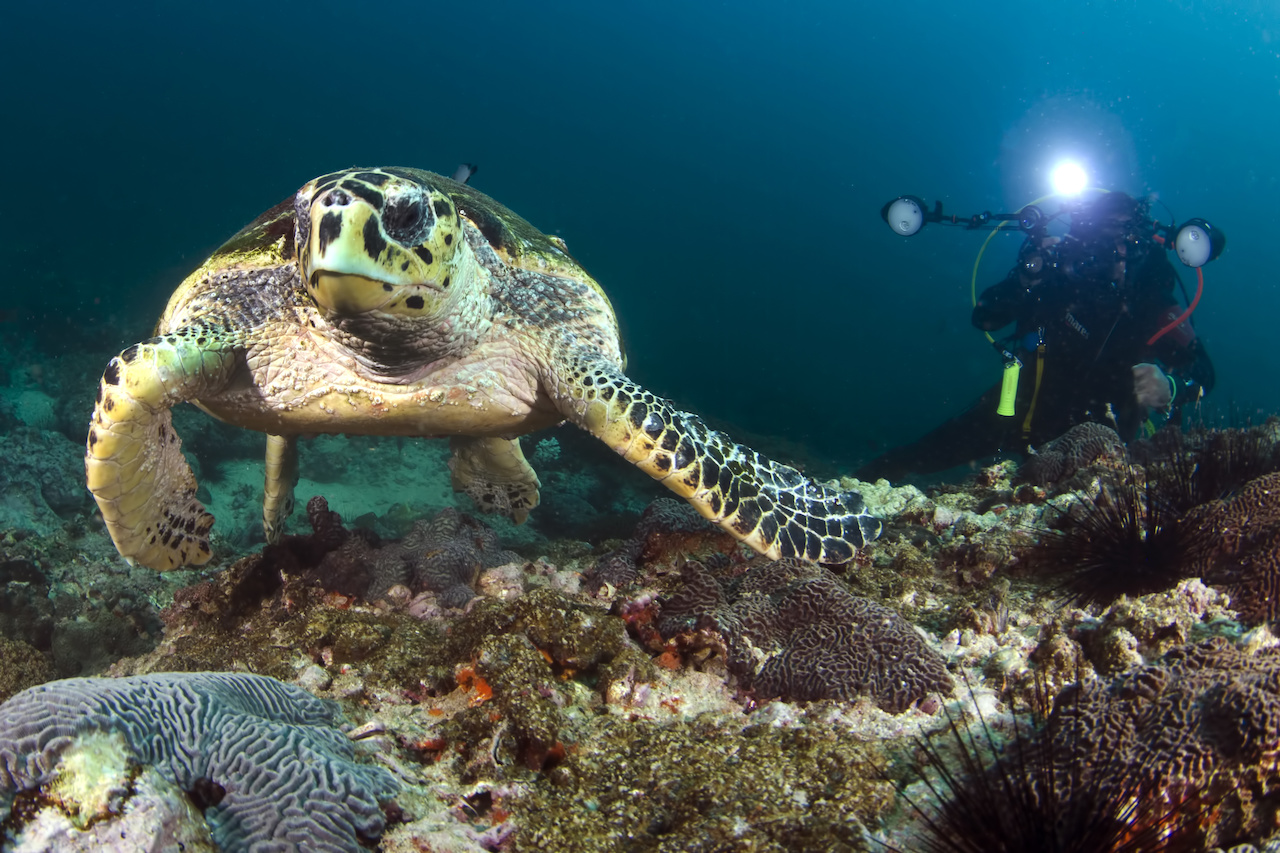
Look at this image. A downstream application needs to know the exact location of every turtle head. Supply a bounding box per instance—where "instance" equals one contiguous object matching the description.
[296,168,465,319]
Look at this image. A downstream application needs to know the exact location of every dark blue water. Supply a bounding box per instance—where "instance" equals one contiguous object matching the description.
[5,0,1277,471]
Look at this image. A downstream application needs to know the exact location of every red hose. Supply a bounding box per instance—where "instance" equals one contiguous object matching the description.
[1147,266,1203,346]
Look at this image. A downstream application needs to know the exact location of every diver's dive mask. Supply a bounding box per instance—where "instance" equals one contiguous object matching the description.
[1060,198,1156,285]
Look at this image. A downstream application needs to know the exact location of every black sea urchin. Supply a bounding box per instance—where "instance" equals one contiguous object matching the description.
[1031,472,1213,608]
[1148,424,1280,514]
[884,682,1197,853]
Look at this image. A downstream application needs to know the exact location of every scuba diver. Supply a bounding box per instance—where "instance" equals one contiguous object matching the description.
[856,189,1219,483]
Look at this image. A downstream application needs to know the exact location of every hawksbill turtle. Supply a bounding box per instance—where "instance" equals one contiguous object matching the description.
[85,167,880,570]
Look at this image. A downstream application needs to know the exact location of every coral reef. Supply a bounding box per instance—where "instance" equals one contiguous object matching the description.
[1184,472,1280,624]
[1022,424,1280,616]
[658,558,952,711]
[889,681,1194,853]
[1139,421,1280,509]
[1041,638,1280,848]
[1030,470,1216,607]
[1017,422,1126,487]
[0,635,53,703]
[0,533,169,679]
[587,497,742,590]
[233,497,524,611]
[0,428,90,536]
[0,387,58,431]
[3,730,218,852]
[365,506,523,606]
[10,338,1280,853]
[513,712,893,852]
[0,672,398,851]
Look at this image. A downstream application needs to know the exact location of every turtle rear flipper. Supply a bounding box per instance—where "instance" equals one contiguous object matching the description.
[85,331,238,570]
[262,434,299,543]
[448,436,541,523]
[553,353,881,566]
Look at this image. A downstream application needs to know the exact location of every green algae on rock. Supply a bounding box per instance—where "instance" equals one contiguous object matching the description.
[3,730,218,852]
[512,714,893,853]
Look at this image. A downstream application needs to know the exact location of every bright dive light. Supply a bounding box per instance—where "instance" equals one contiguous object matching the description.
[1050,162,1088,196]
[882,196,925,236]
[1174,218,1226,267]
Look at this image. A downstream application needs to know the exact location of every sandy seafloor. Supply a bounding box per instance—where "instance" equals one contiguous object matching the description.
[2,334,1280,853]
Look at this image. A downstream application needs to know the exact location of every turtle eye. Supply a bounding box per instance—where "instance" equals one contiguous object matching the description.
[383,191,435,245]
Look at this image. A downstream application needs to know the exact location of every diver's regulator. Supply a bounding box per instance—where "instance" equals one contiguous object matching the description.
[879,191,1225,427]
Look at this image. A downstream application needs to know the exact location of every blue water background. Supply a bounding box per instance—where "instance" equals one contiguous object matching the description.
[3,0,1277,472]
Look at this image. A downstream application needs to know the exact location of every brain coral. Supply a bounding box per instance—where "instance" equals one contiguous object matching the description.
[659,558,952,712]
[1017,422,1125,486]
[348,506,522,607]
[1183,471,1280,625]
[0,672,398,852]
[1046,638,1280,847]
[589,497,740,590]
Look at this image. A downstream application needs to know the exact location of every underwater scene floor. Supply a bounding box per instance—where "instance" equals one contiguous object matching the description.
[2,335,1280,852]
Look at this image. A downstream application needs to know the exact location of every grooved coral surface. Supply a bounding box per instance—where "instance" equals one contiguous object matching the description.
[1185,472,1280,624]
[588,497,739,590]
[1017,422,1125,486]
[0,672,398,852]
[357,507,522,607]
[1046,638,1280,846]
[659,559,952,712]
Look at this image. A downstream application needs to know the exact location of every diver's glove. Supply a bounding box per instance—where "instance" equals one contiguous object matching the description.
[1133,362,1175,410]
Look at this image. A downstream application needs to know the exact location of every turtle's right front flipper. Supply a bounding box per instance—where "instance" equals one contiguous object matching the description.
[551,352,882,567]
[85,328,238,570]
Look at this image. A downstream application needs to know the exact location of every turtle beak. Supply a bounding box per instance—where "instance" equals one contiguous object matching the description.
[309,272,399,315]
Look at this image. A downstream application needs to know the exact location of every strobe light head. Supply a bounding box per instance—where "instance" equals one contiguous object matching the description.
[1050,161,1089,196]
[1173,218,1226,267]
[881,195,926,236]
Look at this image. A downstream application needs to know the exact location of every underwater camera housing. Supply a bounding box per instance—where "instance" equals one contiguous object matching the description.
[880,190,1227,350]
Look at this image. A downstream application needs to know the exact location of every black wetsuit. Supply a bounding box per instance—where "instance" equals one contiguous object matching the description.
[855,248,1215,482]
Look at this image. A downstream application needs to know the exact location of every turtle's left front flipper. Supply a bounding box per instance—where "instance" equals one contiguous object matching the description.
[85,328,239,570]
[551,352,881,567]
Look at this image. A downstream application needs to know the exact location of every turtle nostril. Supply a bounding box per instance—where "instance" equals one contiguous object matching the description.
[322,189,352,207]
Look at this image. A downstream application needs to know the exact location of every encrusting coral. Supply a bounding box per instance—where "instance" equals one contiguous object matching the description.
[1040,638,1280,848]
[588,496,741,590]
[1017,422,1126,487]
[271,496,522,608]
[658,558,953,711]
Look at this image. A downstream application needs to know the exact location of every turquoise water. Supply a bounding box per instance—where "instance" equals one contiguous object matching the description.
[3,0,1277,471]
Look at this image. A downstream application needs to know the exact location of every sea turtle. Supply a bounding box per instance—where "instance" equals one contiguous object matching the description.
[85,167,880,571]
